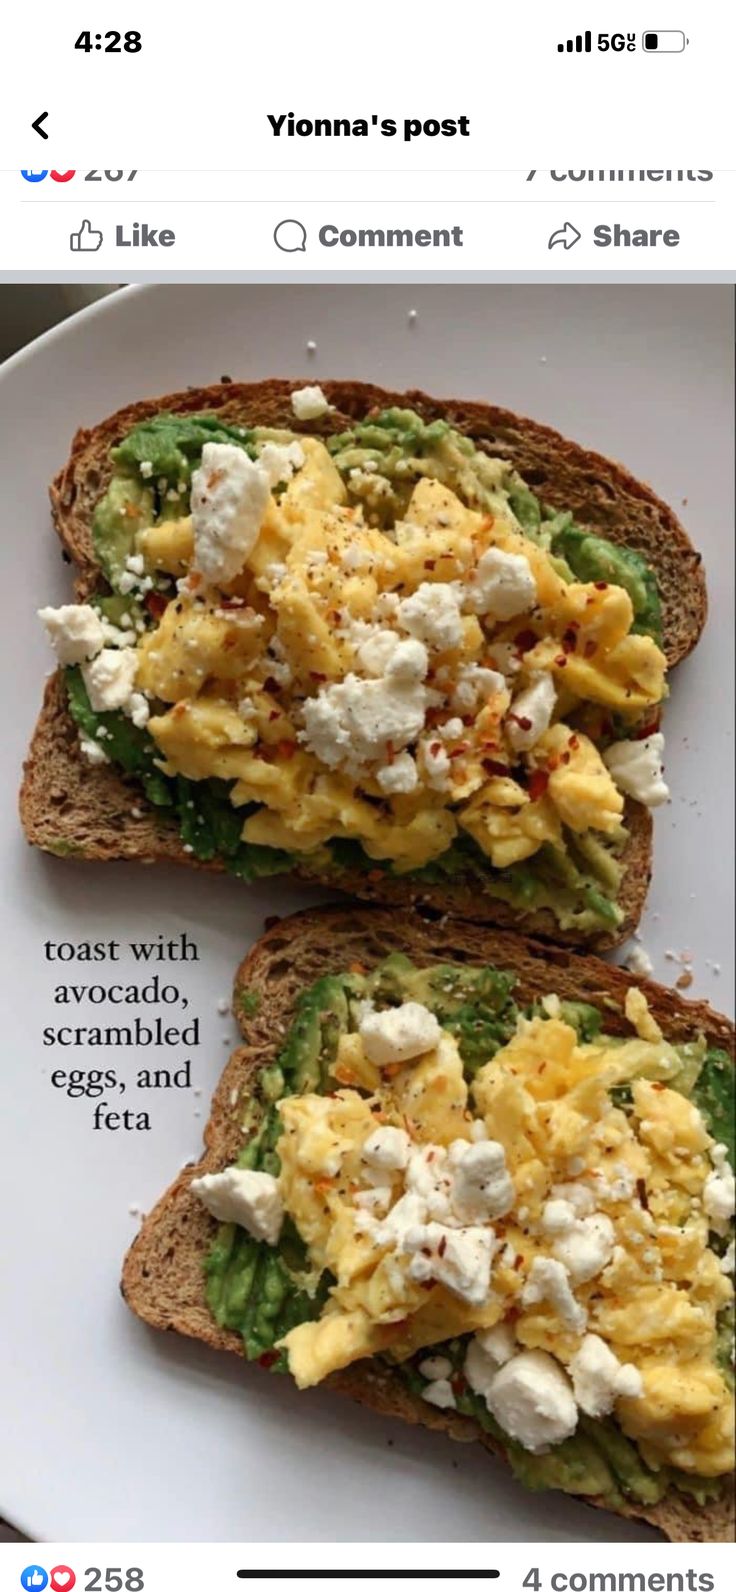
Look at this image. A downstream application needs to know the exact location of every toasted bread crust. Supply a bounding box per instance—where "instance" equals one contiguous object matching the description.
[20,669,652,949]
[121,906,735,1544]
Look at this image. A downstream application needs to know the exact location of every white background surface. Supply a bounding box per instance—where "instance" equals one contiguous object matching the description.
[0,283,733,1544]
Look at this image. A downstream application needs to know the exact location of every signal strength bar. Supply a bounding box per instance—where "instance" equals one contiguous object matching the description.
[558,31,592,51]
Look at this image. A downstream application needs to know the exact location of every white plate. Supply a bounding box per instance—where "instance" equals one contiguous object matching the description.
[0,283,733,1544]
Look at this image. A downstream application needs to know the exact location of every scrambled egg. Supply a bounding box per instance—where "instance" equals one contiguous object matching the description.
[275,993,733,1479]
[128,433,667,874]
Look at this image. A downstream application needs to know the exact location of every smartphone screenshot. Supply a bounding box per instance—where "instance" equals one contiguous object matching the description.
[1,2,733,1584]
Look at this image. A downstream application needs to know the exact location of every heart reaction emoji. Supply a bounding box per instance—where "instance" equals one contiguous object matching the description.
[50,170,76,182]
[50,1570,76,1591]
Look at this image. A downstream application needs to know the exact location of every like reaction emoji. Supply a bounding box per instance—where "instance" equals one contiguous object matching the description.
[20,1570,48,1590]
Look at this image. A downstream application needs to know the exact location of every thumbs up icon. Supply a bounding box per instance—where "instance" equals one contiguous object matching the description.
[69,219,103,252]
[20,1568,49,1590]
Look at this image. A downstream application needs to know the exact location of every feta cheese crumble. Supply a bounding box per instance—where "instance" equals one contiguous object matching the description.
[39,603,105,666]
[603,733,670,807]
[192,1166,284,1245]
[191,442,270,585]
[358,1000,441,1066]
[81,647,139,713]
[569,1333,642,1418]
[291,384,330,420]
[463,547,537,620]
[398,581,464,652]
[505,673,556,753]
[486,1350,578,1454]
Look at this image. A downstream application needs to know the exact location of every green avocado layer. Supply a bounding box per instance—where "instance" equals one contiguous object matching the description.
[203,953,733,1510]
[79,406,667,932]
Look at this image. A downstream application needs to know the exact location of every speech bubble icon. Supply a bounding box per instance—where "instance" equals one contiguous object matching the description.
[273,218,307,253]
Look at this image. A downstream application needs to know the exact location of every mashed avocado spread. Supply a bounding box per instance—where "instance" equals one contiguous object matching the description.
[63,405,669,935]
[203,953,733,1511]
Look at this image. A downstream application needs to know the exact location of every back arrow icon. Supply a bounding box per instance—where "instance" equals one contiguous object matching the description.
[32,111,49,140]
[548,221,581,251]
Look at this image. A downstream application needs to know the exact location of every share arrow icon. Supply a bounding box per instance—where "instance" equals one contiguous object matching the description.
[548,220,581,250]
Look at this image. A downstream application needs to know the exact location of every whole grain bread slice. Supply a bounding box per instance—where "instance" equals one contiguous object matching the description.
[122,904,735,1544]
[23,377,703,944]
[20,671,653,948]
[50,377,707,666]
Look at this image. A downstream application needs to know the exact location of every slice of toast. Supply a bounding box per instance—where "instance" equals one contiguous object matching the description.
[22,378,704,945]
[20,671,652,948]
[122,904,735,1543]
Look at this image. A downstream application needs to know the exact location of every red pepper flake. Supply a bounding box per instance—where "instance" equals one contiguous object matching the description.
[386,740,396,764]
[309,671,327,683]
[258,1350,279,1370]
[438,1235,447,1258]
[569,734,579,749]
[268,709,280,721]
[594,580,609,590]
[424,558,436,570]
[509,714,532,732]
[634,717,660,741]
[636,1178,649,1210]
[429,741,442,756]
[513,1253,525,1271]
[448,743,470,759]
[145,591,169,620]
[561,628,578,653]
[276,740,296,760]
[483,758,510,778]
[583,640,598,659]
[528,768,549,801]
[561,750,571,764]
[554,655,568,668]
[451,1373,467,1395]
[514,628,537,653]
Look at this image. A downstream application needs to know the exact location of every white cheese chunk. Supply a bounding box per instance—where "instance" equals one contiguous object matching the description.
[464,547,537,620]
[505,673,557,753]
[191,1166,284,1245]
[300,668,430,773]
[81,647,139,712]
[405,1142,454,1222]
[361,1125,411,1176]
[521,1256,587,1333]
[356,627,401,677]
[257,440,305,488]
[359,1000,441,1067]
[418,1355,453,1381]
[540,1197,577,1235]
[421,1378,457,1410]
[39,603,105,665]
[398,581,464,652]
[703,1144,735,1235]
[486,1350,578,1453]
[191,442,270,584]
[404,1220,495,1306]
[79,735,109,766]
[291,384,330,419]
[603,733,669,807]
[569,1333,642,1417]
[464,1323,517,1400]
[554,1213,616,1284]
[376,751,419,795]
[451,663,506,713]
[447,1138,515,1223]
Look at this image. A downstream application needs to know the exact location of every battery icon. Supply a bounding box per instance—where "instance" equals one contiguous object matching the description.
[642,30,687,51]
